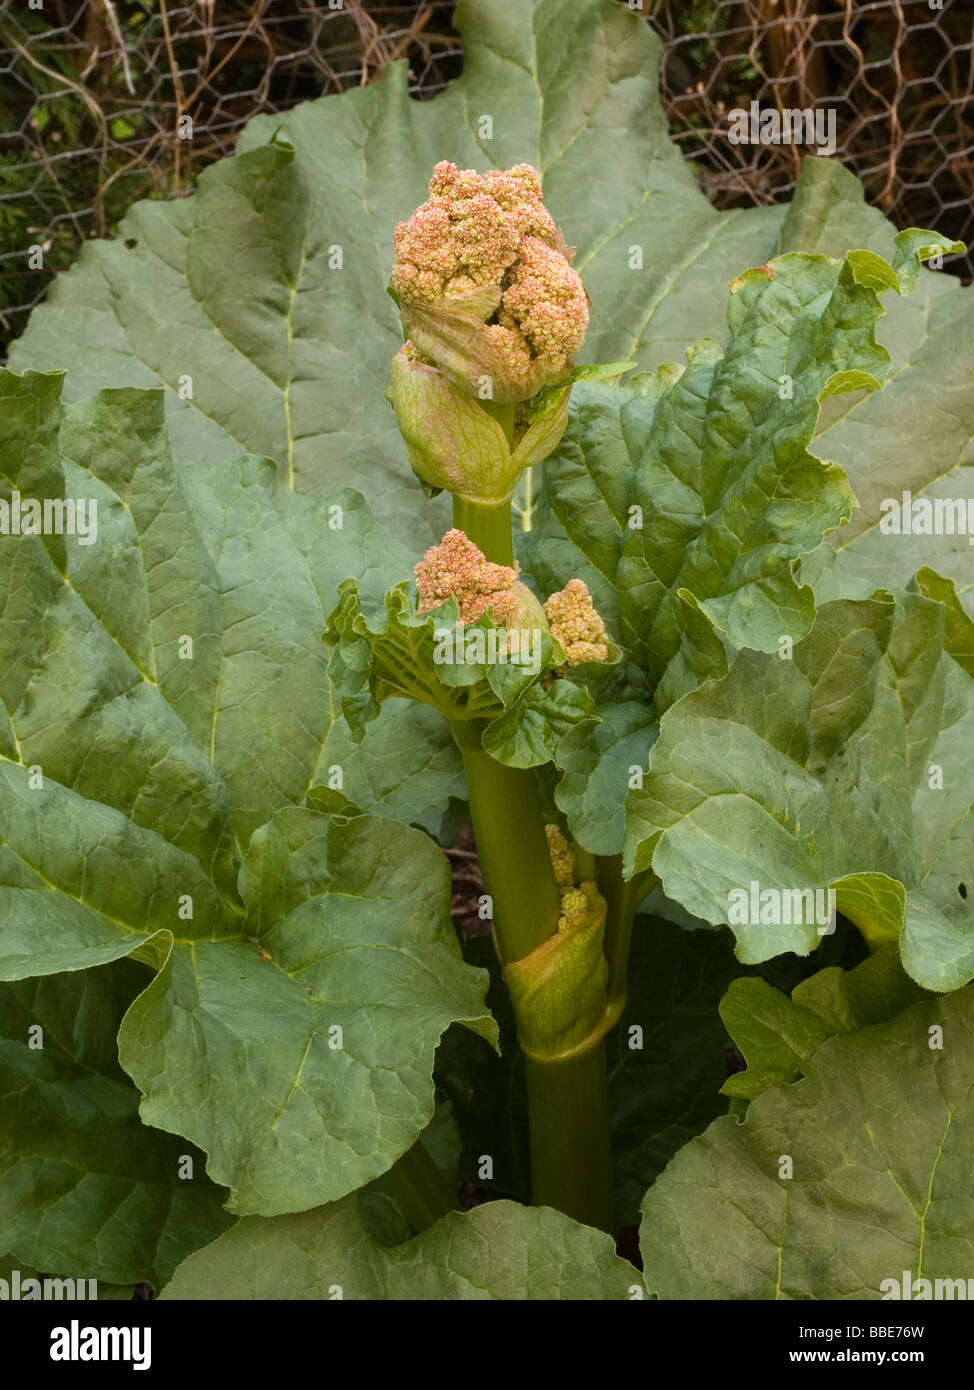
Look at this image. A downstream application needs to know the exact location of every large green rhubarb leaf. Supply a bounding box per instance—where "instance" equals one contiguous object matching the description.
[552,702,658,857]
[0,962,233,1287]
[807,276,974,619]
[119,808,495,1215]
[625,589,974,992]
[720,945,927,1102]
[307,697,464,830]
[640,985,974,1300]
[529,232,956,858]
[160,1196,639,1300]
[525,233,957,705]
[0,372,493,1215]
[773,164,974,620]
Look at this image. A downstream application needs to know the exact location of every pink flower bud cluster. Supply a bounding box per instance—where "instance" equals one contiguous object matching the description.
[544,826,599,934]
[556,886,590,935]
[393,162,557,302]
[414,533,610,671]
[543,578,609,666]
[496,236,589,366]
[392,161,589,379]
[545,825,576,887]
[414,528,524,625]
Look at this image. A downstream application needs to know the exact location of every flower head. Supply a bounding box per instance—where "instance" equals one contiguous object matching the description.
[393,162,559,304]
[543,578,609,666]
[414,529,544,630]
[392,162,589,401]
[497,235,589,366]
[545,824,576,888]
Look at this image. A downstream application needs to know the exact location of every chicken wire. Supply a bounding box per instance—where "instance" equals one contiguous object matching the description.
[649,0,973,274]
[0,0,464,347]
[0,0,970,353]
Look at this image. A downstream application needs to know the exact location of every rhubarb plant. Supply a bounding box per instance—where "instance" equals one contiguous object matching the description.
[3,0,974,1301]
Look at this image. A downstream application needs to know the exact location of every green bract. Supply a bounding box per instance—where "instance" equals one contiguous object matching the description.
[505,881,609,1059]
[0,962,234,1288]
[396,295,570,405]
[389,346,573,504]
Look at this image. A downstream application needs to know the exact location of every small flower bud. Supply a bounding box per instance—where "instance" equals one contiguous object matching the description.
[557,885,591,935]
[543,578,609,666]
[545,825,576,888]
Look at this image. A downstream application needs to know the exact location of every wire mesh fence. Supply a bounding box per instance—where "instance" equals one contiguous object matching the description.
[0,0,463,348]
[0,0,970,355]
[650,0,973,274]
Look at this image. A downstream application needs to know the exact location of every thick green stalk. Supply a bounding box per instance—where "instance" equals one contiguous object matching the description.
[448,494,557,959]
[384,1141,460,1233]
[574,845,597,881]
[450,719,559,963]
[524,1044,614,1232]
[452,495,515,567]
